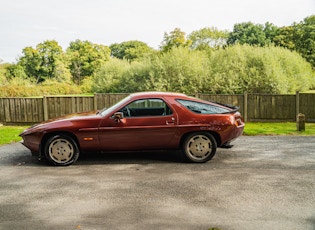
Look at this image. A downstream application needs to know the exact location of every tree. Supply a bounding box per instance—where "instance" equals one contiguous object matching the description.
[160,28,191,52]
[273,26,296,50]
[67,40,110,84]
[109,40,154,61]
[227,22,278,46]
[18,40,63,83]
[274,15,315,67]
[294,15,315,67]
[188,27,229,50]
[36,40,63,80]
[263,22,279,44]
[19,46,41,82]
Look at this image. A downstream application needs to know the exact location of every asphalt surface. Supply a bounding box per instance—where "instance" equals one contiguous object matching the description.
[0,136,315,230]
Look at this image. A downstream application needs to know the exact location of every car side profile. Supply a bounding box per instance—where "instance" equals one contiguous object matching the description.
[20,92,244,166]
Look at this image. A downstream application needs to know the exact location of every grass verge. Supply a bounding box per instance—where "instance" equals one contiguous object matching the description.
[0,122,314,146]
[0,126,28,146]
[243,122,315,136]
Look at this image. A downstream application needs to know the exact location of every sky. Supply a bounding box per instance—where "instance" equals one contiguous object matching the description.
[1,0,314,63]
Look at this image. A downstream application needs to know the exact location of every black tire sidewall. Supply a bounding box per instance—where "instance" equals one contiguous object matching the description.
[44,134,79,166]
[182,132,217,163]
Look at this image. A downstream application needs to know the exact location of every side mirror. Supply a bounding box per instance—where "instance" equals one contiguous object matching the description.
[113,112,125,123]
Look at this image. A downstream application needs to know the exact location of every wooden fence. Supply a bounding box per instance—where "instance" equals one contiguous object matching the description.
[0,92,314,124]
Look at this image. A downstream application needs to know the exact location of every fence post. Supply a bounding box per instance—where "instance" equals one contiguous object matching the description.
[244,92,248,122]
[296,91,300,116]
[43,96,48,121]
[296,113,305,131]
[94,93,98,110]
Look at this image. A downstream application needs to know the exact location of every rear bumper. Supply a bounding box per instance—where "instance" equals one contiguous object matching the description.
[221,123,244,147]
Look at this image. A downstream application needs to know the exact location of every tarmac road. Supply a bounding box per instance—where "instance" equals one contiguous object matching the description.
[0,136,315,230]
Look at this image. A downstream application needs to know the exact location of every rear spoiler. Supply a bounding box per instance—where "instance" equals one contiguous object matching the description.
[209,100,240,113]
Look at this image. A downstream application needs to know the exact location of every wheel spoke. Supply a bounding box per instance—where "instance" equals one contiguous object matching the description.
[49,139,74,163]
[187,135,212,159]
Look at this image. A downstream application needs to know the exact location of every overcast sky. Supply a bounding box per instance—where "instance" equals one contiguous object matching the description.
[1,0,314,63]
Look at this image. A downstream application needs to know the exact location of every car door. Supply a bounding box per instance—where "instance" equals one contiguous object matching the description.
[98,98,178,151]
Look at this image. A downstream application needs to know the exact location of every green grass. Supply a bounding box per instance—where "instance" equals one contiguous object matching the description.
[244,122,315,136]
[0,126,28,146]
[0,122,314,146]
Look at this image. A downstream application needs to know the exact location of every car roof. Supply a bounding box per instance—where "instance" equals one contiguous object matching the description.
[130,91,187,98]
[128,92,234,111]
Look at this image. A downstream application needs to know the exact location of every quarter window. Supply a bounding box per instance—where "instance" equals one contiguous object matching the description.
[176,99,230,114]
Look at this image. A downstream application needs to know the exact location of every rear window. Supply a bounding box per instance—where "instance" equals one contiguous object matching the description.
[176,99,230,114]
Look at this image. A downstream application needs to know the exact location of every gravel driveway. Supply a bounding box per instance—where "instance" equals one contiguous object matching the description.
[0,136,314,230]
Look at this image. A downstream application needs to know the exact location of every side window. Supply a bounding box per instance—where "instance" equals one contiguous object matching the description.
[176,99,230,114]
[121,99,172,117]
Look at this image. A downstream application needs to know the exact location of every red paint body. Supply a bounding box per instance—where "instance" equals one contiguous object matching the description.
[20,92,244,157]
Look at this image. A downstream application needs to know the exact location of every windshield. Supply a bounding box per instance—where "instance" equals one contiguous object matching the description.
[100,96,132,116]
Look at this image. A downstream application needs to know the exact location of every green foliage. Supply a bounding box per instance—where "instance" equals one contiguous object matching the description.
[207,45,314,94]
[160,28,192,52]
[273,26,296,50]
[80,76,94,93]
[93,47,210,94]
[119,60,153,92]
[18,46,41,81]
[67,40,111,84]
[19,40,63,83]
[188,27,229,50]
[1,15,315,97]
[92,58,131,93]
[0,80,82,97]
[148,47,209,94]
[6,64,28,80]
[109,40,155,61]
[90,45,314,95]
[293,15,315,67]
[227,22,278,46]
[0,63,10,84]
[53,58,72,83]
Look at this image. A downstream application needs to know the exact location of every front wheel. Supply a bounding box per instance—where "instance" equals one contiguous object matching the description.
[44,135,79,166]
[181,132,217,163]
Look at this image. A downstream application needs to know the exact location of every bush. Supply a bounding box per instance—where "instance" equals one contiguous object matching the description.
[92,47,210,94]
[2,45,314,97]
[148,47,209,94]
[92,58,130,93]
[207,45,314,94]
[0,79,82,97]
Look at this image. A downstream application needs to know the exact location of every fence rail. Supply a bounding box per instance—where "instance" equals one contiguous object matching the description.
[0,92,314,124]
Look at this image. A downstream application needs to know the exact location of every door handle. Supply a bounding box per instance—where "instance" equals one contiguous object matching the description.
[166,117,175,125]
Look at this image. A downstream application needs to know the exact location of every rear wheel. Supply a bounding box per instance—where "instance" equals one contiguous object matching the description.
[44,134,79,166]
[182,132,217,163]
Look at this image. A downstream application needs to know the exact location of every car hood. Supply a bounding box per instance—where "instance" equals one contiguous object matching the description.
[20,111,100,136]
[42,111,98,124]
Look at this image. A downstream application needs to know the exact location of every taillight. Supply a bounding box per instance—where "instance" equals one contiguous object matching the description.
[234,112,244,126]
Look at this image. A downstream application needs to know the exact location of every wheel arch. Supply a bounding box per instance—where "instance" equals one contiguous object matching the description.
[40,131,80,156]
[180,130,221,147]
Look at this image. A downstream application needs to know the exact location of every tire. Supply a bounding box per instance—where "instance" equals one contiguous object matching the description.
[44,134,79,166]
[181,132,217,163]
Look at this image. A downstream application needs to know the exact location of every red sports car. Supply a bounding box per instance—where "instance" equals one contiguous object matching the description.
[20,92,244,166]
